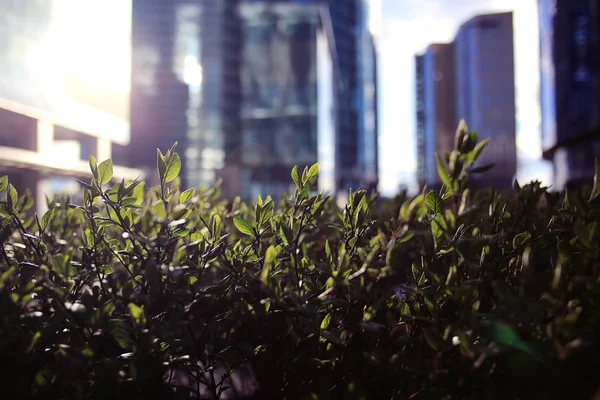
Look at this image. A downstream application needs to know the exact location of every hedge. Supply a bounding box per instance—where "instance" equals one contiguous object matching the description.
[1,121,600,399]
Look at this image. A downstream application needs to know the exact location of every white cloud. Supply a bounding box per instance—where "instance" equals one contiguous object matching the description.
[378,0,548,195]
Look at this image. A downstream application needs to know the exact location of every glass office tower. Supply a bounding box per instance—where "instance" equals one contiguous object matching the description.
[235,1,337,200]
[416,12,517,192]
[539,0,600,190]
[125,0,375,201]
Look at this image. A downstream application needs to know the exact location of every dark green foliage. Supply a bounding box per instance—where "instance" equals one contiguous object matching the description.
[1,122,600,399]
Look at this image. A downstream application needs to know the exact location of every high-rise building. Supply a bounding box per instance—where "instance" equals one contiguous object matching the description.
[454,12,517,190]
[416,12,517,191]
[233,1,338,200]
[121,0,378,201]
[538,0,600,190]
[325,0,379,193]
[116,0,241,189]
[415,43,456,189]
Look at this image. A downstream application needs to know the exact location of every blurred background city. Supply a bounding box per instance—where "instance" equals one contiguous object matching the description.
[0,0,598,214]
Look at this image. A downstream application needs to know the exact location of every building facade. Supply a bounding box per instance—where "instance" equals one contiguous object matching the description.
[416,12,517,191]
[122,0,377,200]
[0,0,142,213]
[539,0,600,190]
[415,43,456,188]
[234,1,338,200]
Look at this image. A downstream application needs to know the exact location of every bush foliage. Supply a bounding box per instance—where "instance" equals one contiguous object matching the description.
[1,121,600,399]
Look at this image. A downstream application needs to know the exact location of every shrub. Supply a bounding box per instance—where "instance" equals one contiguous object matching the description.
[1,122,600,399]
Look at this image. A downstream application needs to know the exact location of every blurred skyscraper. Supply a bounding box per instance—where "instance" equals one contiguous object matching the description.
[118,0,379,200]
[415,43,456,188]
[416,12,517,191]
[538,0,600,190]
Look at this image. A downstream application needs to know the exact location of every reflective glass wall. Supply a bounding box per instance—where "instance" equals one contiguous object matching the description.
[239,3,324,200]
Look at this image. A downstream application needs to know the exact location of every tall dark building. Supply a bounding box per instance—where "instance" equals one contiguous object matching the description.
[116,0,241,189]
[325,0,378,193]
[415,43,456,189]
[416,12,517,191]
[121,0,378,200]
[539,0,600,190]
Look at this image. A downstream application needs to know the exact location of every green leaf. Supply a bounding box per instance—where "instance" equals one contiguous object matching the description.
[465,138,489,166]
[325,239,332,260]
[591,159,600,200]
[261,245,276,283]
[132,181,145,205]
[291,166,302,188]
[279,225,290,245]
[40,208,55,232]
[164,153,181,183]
[97,159,113,185]
[259,200,274,227]
[157,149,167,181]
[0,175,8,193]
[512,232,532,249]
[89,155,98,178]
[128,303,147,327]
[306,163,320,183]
[320,313,332,330]
[435,154,453,193]
[399,233,415,243]
[29,331,42,351]
[425,191,443,215]
[233,215,255,236]
[100,265,113,275]
[179,188,196,203]
[7,184,18,209]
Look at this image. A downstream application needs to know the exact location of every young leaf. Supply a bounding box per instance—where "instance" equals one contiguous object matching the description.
[179,188,196,203]
[164,153,181,183]
[132,181,145,205]
[279,225,290,245]
[157,149,167,181]
[40,208,55,232]
[465,138,489,166]
[7,184,18,210]
[261,245,276,283]
[128,303,147,327]
[591,159,600,200]
[435,154,453,193]
[512,232,532,249]
[259,200,274,227]
[89,155,98,179]
[233,215,255,236]
[291,166,302,188]
[431,214,447,240]
[425,191,444,215]
[97,159,113,185]
[0,175,8,193]
[306,163,320,183]
[320,313,332,330]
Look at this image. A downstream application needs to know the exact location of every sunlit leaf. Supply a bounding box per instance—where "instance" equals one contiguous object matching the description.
[97,159,113,185]
[233,215,255,236]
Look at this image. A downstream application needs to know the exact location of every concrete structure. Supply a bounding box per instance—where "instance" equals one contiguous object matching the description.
[539,0,600,190]
[416,12,517,191]
[0,0,143,213]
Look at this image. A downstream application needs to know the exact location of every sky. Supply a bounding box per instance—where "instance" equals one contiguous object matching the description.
[376,0,554,196]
